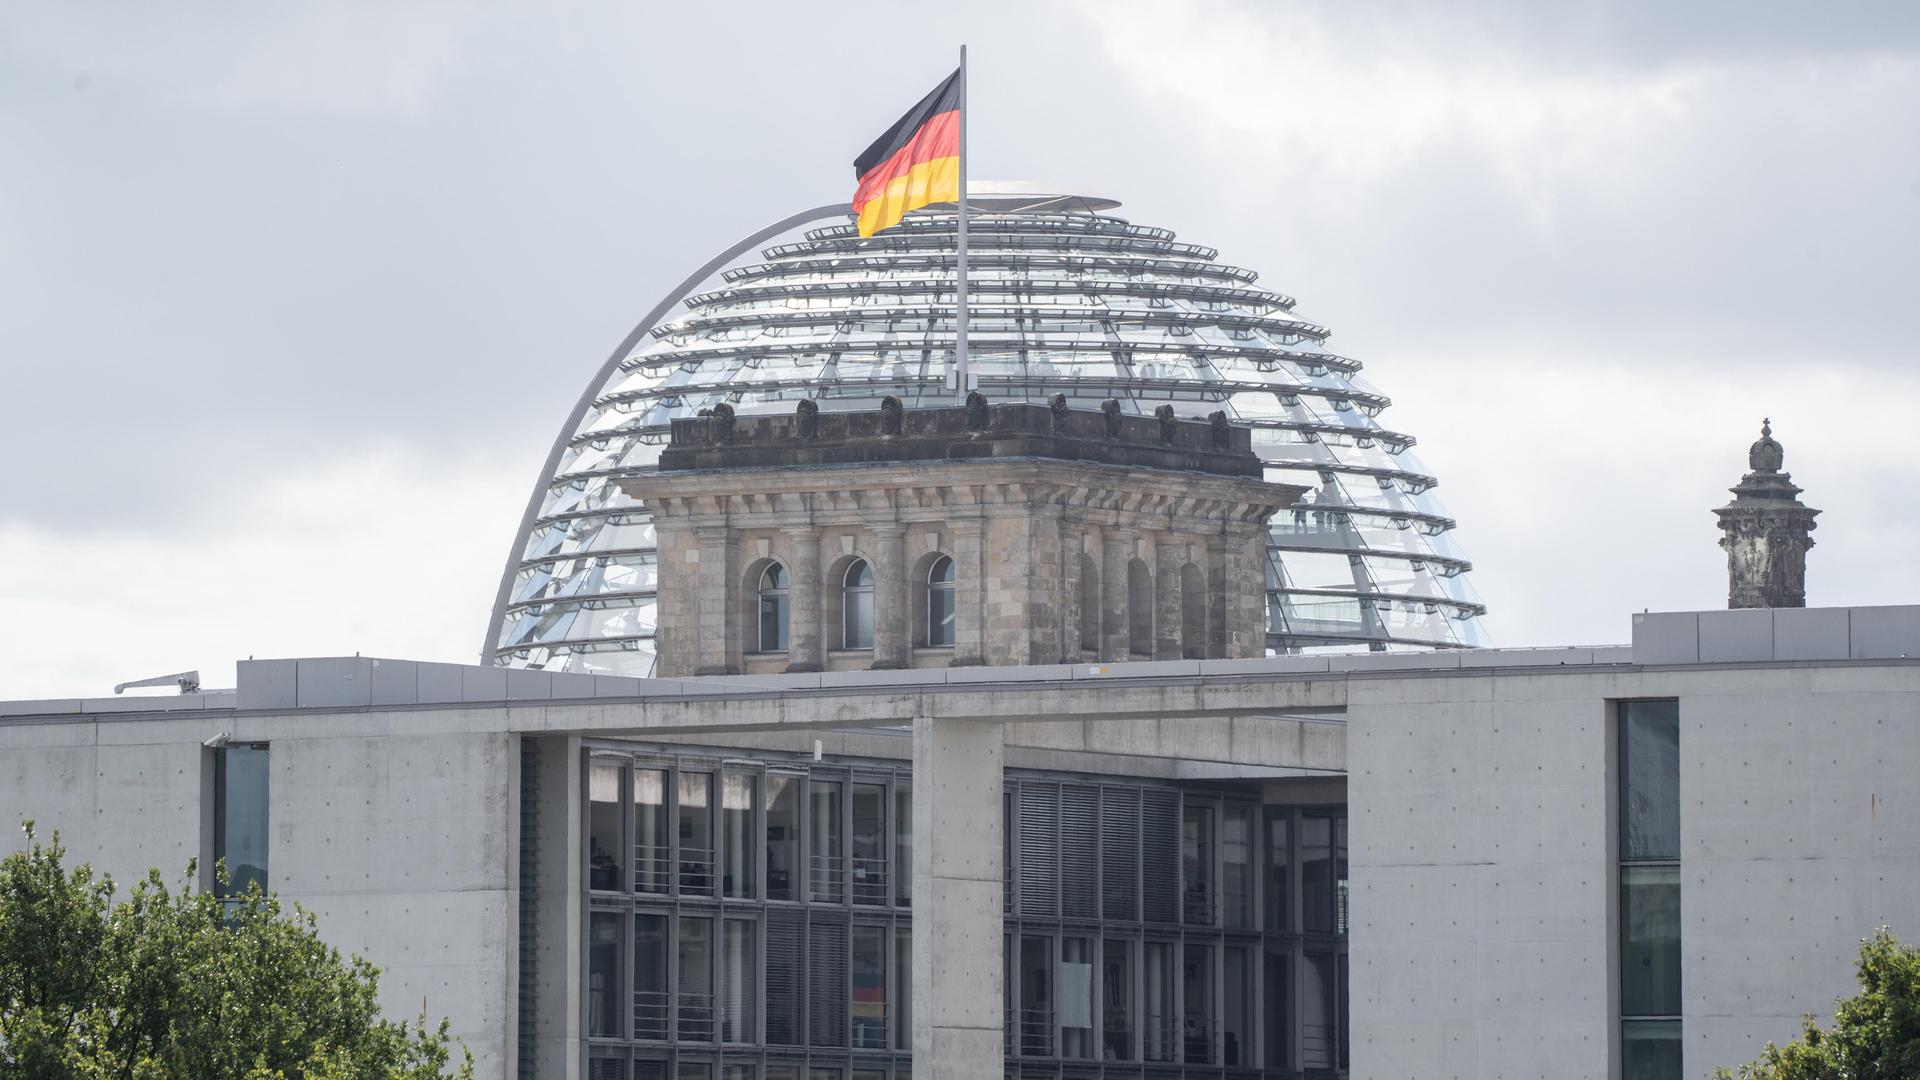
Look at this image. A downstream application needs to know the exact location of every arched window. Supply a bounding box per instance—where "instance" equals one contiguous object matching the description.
[926,555,956,647]
[756,563,789,652]
[842,559,875,649]
[1077,553,1100,654]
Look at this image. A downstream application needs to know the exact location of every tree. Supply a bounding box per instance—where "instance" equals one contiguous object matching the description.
[1712,927,1920,1080]
[0,824,473,1080]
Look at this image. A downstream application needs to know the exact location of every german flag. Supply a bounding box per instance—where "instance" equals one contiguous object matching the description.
[852,69,961,238]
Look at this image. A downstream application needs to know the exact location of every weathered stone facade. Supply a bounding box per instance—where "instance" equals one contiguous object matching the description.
[1713,420,1819,609]
[623,400,1306,676]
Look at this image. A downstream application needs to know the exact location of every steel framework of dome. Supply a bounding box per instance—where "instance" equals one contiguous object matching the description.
[485,186,1487,675]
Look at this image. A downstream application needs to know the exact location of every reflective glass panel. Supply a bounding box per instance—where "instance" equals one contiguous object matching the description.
[722,773,755,899]
[722,919,755,1043]
[213,745,270,898]
[1621,865,1682,1017]
[679,916,714,1041]
[636,769,669,893]
[851,784,886,906]
[681,773,714,896]
[589,763,622,892]
[634,913,669,1039]
[1623,1018,1683,1080]
[1102,938,1131,1061]
[766,773,799,901]
[1621,699,1681,861]
[588,911,620,1038]
[851,926,887,1049]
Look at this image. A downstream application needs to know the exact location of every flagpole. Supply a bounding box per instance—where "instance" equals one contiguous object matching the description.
[954,44,972,393]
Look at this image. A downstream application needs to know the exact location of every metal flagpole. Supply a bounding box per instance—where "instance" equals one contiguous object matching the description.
[954,44,972,393]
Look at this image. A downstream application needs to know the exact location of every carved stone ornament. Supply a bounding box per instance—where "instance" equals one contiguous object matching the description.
[1154,403,1178,444]
[880,395,904,435]
[795,398,819,438]
[1048,393,1070,431]
[1749,417,1784,473]
[709,401,736,443]
[1101,397,1123,437]
[1208,410,1232,449]
[965,390,989,432]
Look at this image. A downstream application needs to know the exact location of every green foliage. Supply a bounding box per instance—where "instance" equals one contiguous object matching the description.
[1712,927,1920,1080]
[0,823,472,1080]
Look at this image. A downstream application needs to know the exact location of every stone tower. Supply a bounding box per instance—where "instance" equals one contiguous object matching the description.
[1713,419,1819,609]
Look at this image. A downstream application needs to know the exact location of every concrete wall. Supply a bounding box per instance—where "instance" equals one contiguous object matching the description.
[0,710,519,1080]
[1346,672,1614,1080]
[1348,662,1920,1080]
[1681,664,1920,1073]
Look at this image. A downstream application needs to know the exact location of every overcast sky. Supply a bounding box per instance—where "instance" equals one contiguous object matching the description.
[3,1,1917,698]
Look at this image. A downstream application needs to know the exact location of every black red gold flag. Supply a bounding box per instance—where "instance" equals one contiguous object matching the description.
[851,69,961,238]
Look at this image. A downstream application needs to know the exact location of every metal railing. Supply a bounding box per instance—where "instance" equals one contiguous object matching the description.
[851,1008,890,1050]
[679,846,715,897]
[1182,1017,1216,1064]
[676,991,715,1042]
[1182,877,1215,925]
[633,844,670,894]
[1008,1008,1055,1057]
[1142,1014,1178,1063]
[850,856,889,906]
[1301,1023,1336,1069]
[632,990,669,1040]
[808,853,845,903]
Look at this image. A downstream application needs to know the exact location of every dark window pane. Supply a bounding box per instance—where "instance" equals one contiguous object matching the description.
[1222,805,1253,929]
[1102,938,1132,1061]
[1621,866,1682,1016]
[588,912,620,1038]
[766,774,799,901]
[1621,699,1680,861]
[681,773,714,896]
[213,745,270,897]
[634,914,669,1039]
[679,916,714,1041]
[722,773,754,899]
[809,781,843,903]
[636,769,669,893]
[851,925,887,1048]
[1222,947,1253,1067]
[1263,944,1289,1069]
[895,784,913,907]
[1301,816,1334,932]
[896,927,913,1050]
[1182,942,1213,1064]
[1181,805,1214,925]
[1142,941,1174,1062]
[1019,935,1054,1056]
[1265,809,1291,931]
[1623,1018,1683,1080]
[851,784,886,906]
[1301,952,1336,1069]
[589,764,623,891]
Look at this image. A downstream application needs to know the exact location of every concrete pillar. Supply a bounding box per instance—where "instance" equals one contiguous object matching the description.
[784,526,822,672]
[872,525,909,669]
[1101,533,1130,662]
[911,716,1005,1080]
[1154,535,1184,660]
[693,525,733,675]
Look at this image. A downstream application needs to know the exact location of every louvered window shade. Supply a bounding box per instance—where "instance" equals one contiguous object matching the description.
[1100,786,1140,921]
[1017,783,1060,917]
[1141,789,1181,923]
[807,914,848,1047]
[1060,784,1098,919]
[764,909,804,1046]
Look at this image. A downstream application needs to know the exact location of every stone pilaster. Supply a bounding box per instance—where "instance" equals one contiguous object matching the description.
[1101,533,1131,662]
[949,517,986,666]
[871,524,909,668]
[693,524,733,675]
[1154,535,1185,660]
[783,526,822,672]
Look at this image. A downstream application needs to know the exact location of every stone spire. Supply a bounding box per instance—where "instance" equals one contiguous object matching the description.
[1713,419,1819,608]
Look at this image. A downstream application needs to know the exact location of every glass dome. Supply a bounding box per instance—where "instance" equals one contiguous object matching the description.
[486,188,1487,675]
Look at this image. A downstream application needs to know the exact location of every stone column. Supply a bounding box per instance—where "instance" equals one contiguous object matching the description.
[783,526,822,672]
[911,716,1005,1080]
[1207,532,1230,658]
[693,524,733,675]
[1062,523,1086,660]
[1101,533,1131,662]
[1154,534,1185,660]
[872,524,909,669]
[1223,529,1265,658]
[949,517,987,666]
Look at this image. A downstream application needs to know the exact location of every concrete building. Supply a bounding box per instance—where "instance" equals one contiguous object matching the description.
[6,608,1920,1080]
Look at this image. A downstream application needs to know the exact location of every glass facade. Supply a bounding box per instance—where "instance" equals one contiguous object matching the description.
[212,743,270,898]
[492,197,1487,677]
[1618,699,1681,1080]
[583,748,1349,1080]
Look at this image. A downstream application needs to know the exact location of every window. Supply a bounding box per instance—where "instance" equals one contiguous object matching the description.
[589,764,623,892]
[809,780,843,903]
[1222,805,1253,928]
[841,560,874,649]
[1620,699,1682,1079]
[1181,804,1214,925]
[1102,938,1132,1061]
[894,784,912,907]
[634,913,669,1039]
[679,916,715,1041]
[1301,814,1334,932]
[1265,809,1291,931]
[766,773,800,902]
[925,555,955,646]
[851,784,886,905]
[681,773,714,896]
[757,564,790,652]
[1019,935,1054,1056]
[895,927,913,1050]
[636,769,669,893]
[213,744,270,898]
[722,919,755,1043]
[1301,952,1337,1069]
[1077,553,1100,654]
[851,926,887,1048]
[589,911,621,1038]
[1182,943,1213,1064]
[721,773,755,899]
[1223,946,1254,1067]
[1142,941,1174,1062]
[1061,937,1095,1058]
